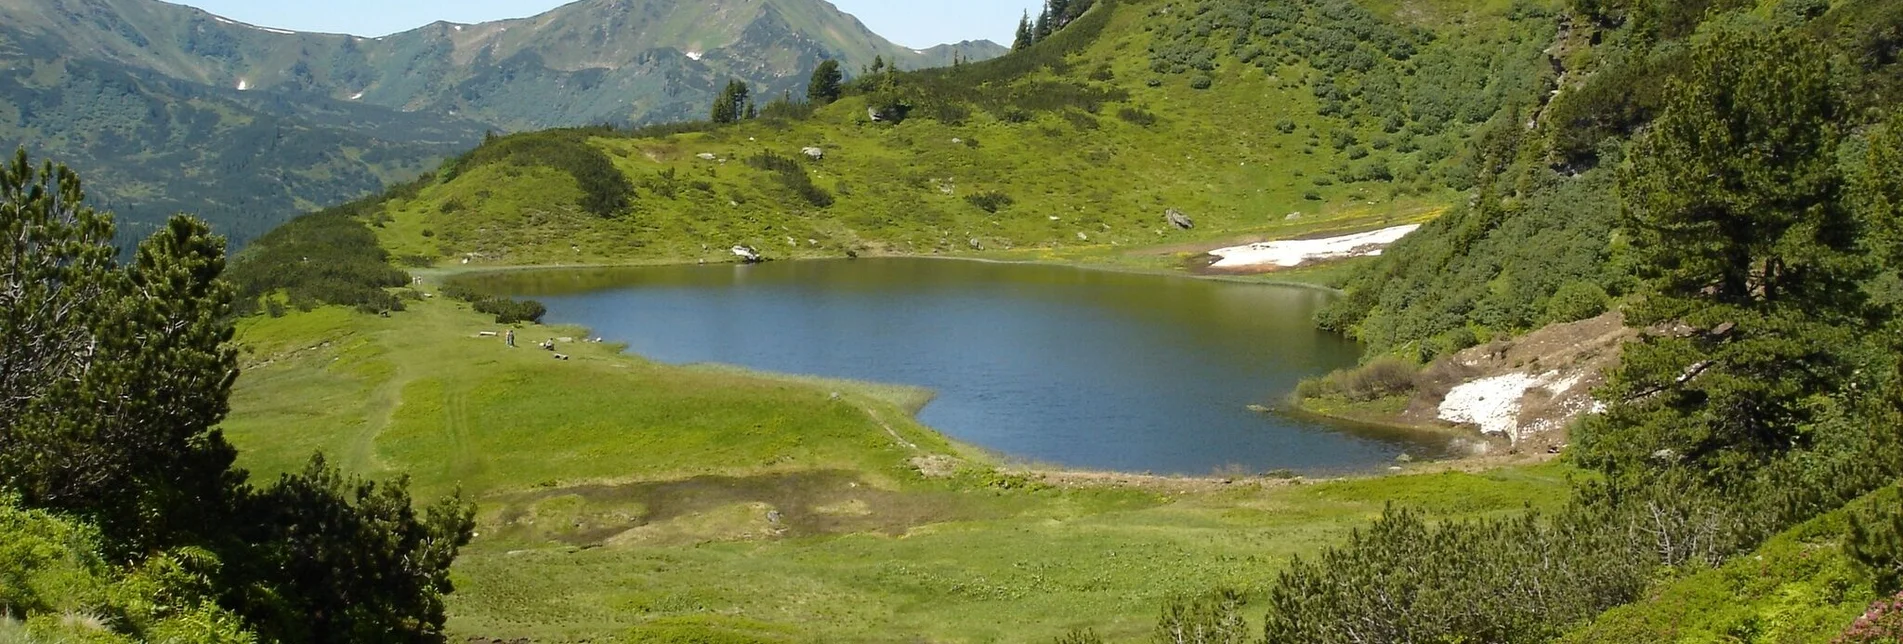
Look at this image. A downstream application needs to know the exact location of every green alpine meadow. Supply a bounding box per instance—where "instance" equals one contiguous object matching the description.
[7,0,1903,641]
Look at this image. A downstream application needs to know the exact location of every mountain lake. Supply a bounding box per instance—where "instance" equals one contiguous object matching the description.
[462,258,1455,475]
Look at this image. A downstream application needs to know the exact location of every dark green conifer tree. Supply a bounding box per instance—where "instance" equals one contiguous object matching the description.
[711,79,751,124]
[1013,11,1035,50]
[0,149,477,643]
[1578,23,1867,485]
[807,59,844,104]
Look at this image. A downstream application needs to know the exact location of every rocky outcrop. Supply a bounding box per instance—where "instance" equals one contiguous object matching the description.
[1166,209,1194,230]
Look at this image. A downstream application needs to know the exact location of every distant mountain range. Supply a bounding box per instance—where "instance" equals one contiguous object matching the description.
[0,0,1005,243]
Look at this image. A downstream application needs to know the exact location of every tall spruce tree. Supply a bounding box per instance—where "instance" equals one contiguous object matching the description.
[1013,11,1035,50]
[711,80,751,124]
[1578,23,1868,485]
[807,59,844,104]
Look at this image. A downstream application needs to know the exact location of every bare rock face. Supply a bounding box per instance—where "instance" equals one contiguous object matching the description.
[1166,209,1194,230]
[801,147,825,160]
[731,245,764,263]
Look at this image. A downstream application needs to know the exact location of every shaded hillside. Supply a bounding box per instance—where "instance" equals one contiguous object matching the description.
[0,0,1004,244]
[285,0,1566,268]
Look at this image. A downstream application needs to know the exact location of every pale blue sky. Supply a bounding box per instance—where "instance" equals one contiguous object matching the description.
[168,1,1043,48]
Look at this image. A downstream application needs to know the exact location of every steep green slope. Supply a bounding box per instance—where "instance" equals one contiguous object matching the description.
[1318,0,1903,359]
[0,0,1004,245]
[348,0,1562,268]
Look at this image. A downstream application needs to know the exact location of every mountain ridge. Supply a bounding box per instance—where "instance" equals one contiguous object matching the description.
[0,0,1005,244]
[0,0,1005,129]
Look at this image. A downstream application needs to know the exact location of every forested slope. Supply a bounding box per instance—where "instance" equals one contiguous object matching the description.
[1319,0,1903,360]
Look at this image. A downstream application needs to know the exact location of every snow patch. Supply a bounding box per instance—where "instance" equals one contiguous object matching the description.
[349,91,364,100]
[685,50,704,61]
[1439,372,1550,440]
[236,79,250,91]
[213,16,234,25]
[453,24,464,32]
[256,26,296,35]
[1208,224,1420,270]
[1439,369,1599,443]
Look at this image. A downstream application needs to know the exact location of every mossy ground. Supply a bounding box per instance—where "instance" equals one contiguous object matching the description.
[225,294,1572,643]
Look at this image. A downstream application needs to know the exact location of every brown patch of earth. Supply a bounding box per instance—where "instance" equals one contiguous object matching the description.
[484,470,1003,547]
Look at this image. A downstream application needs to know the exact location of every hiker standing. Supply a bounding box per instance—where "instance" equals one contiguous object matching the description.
[506,329,515,348]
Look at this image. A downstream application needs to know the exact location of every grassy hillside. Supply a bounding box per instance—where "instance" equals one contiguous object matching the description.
[223,292,1574,642]
[340,0,1561,268]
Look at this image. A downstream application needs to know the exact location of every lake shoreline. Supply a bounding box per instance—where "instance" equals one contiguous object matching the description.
[425,249,1352,294]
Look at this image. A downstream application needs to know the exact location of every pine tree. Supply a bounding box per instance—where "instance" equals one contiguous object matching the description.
[1578,24,1868,485]
[0,150,241,556]
[1049,0,1073,29]
[871,55,886,75]
[0,149,478,641]
[234,454,475,644]
[711,83,737,123]
[807,59,843,104]
[1013,11,1035,50]
[1035,6,1054,41]
[711,79,751,124]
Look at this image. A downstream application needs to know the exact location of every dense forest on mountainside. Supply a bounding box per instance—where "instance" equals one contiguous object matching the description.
[0,0,1003,246]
